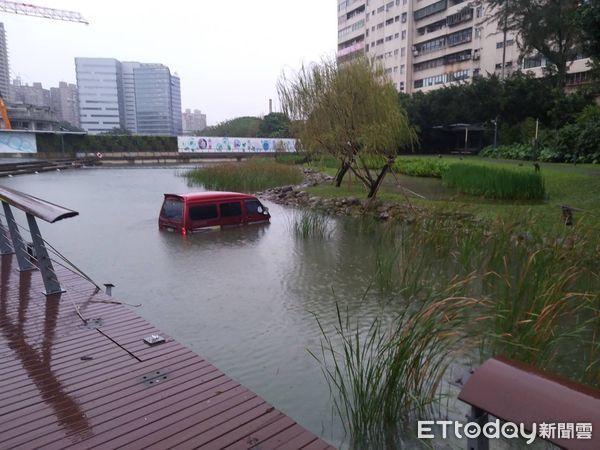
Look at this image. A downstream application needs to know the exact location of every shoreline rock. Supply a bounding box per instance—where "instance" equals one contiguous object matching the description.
[258,168,423,222]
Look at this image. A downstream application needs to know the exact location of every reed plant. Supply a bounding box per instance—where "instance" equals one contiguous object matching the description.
[184,158,303,193]
[289,210,332,239]
[313,213,599,446]
[442,163,546,200]
[311,296,475,449]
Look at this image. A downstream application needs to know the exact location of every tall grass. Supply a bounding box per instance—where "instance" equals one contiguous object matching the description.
[312,214,599,446]
[288,210,332,239]
[311,296,474,449]
[184,158,303,192]
[442,163,546,200]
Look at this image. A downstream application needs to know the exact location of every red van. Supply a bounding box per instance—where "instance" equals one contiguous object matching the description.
[159,191,270,234]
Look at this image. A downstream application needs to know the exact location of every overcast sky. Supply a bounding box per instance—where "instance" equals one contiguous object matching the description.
[3,0,337,125]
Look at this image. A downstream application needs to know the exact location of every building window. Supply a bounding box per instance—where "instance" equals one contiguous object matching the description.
[401,47,406,56]
[402,30,406,39]
[400,64,405,74]
[474,27,482,39]
[447,28,473,46]
[476,6,483,18]
[414,0,447,21]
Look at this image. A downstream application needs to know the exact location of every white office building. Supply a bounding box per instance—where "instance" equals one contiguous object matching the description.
[75,58,124,134]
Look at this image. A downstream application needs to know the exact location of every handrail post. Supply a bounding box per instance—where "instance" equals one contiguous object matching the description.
[2,202,35,271]
[0,215,13,255]
[25,213,63,295]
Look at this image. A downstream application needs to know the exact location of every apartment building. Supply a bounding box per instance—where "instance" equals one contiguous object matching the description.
[182,109,207,134]
[337,0,590,94]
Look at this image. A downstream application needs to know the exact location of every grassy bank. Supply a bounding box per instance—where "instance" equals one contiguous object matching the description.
[307,156,600,232]
[184,158,303,193]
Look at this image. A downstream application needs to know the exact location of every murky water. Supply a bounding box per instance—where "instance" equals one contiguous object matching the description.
[2,166,412,447]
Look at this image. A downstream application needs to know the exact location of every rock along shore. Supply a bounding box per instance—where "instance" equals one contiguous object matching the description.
[257,168,425,222]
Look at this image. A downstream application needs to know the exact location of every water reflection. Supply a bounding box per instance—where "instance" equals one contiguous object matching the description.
[0,256,91,442]
[0,168,405,447]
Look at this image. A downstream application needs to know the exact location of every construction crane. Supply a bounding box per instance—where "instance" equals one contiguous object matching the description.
[0,1,88,129]
[0,1,88,24]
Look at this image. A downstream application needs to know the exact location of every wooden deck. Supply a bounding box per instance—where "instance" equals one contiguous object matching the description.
[0,253,335,449]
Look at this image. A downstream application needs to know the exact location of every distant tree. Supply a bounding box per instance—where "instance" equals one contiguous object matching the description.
[57,121,85,133]
[279,58,415,199]
[200,117,262,137]
[99,127,131,136]
[485,0,583,88]
[258,112,291,138]
[577,0,600,60]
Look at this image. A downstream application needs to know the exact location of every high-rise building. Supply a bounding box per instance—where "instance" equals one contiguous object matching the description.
[121,61,141,133]
[337,0,591,94]
[75,57,124,134]
[50,81,80,127]
[182,109,207,134]
[75,57,183,135]
[134,64,182,135]
[0,23,10,100]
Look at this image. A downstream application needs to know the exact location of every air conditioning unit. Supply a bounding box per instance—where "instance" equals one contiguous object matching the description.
[413,50,419,57]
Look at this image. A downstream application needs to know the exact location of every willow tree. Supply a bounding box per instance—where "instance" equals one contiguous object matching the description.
[278,58,415,199]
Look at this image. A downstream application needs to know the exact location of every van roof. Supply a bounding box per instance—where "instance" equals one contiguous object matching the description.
[164,191,258,202]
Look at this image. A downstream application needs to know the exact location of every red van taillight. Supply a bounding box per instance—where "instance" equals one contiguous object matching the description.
[181,227,187,236]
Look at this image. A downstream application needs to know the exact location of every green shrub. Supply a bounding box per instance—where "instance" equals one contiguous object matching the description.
[480,143,535,160]
[274,152,310,165]
[394,158,448,178]
[442,163,546,200]
[184,158,303,192]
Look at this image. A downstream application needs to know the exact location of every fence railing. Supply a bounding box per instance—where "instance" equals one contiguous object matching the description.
[0,185,78,295]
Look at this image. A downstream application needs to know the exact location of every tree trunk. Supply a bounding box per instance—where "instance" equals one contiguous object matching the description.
[335,160,351,187]
[367,158,393,198]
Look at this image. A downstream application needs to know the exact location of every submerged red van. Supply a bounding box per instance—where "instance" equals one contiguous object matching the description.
[159,191,270,234]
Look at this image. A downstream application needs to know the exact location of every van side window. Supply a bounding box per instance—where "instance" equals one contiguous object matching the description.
[190,204,218,220]
[220,202,242,217]
[161,199,183,220]
[245,199,264,215]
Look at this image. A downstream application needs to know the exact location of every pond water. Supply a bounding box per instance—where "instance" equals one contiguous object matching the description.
[3,166,418,447]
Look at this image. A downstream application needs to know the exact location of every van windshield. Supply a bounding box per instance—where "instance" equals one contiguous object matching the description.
[161,198,183,221]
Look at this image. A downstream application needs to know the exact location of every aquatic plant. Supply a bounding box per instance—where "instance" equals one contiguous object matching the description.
[184,158,303,193]
[442,163,546,201]
[311,296,475,449]
[289,210,332,239]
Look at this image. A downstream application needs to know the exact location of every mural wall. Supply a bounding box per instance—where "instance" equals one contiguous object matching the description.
[0,132,37,153]
[178,136,296,153]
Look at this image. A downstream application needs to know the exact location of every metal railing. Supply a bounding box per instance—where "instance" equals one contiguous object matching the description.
[0,185,78,295]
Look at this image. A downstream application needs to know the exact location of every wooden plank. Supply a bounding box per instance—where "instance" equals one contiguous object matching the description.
[0,254,334,449]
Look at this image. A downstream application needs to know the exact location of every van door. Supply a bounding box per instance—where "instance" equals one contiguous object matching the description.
[218,201,243,227]
[188,203,221,230]
[159,197,184,230]
[243,199,270,224]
